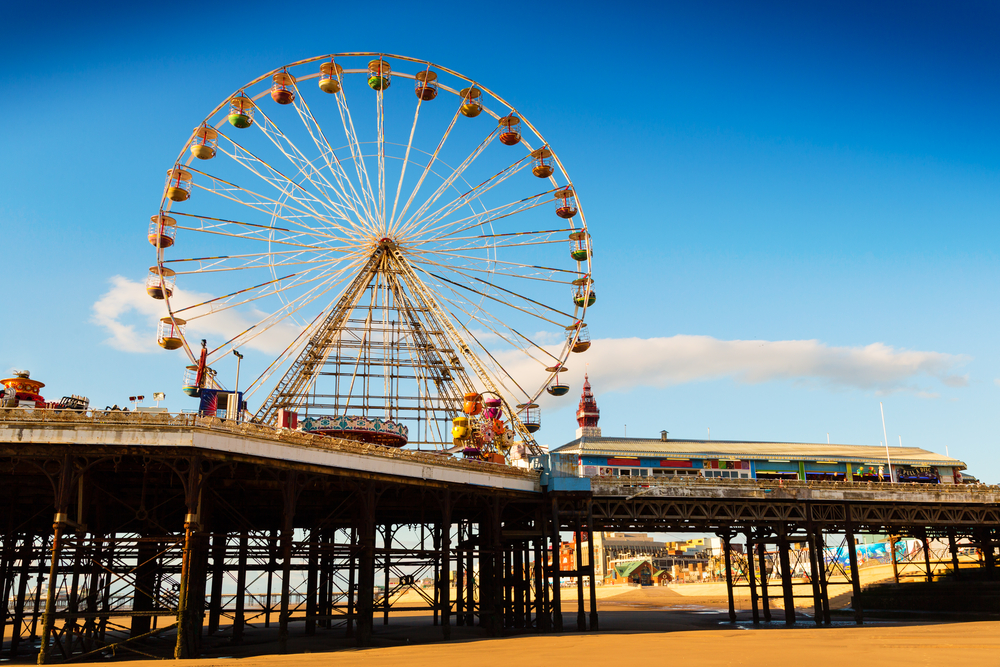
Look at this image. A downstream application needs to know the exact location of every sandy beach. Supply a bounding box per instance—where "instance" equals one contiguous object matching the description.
[106,621,1000,667]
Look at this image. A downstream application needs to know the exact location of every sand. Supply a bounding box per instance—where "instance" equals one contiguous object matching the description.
[12,562,994,665]
[112,621,1000,667]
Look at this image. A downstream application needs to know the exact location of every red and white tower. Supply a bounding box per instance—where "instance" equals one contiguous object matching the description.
[575,374,601,438]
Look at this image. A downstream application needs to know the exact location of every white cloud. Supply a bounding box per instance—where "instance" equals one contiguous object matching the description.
[92,277,971,407]
[499,335,970,405]
[91,276,304,358]
[91,276,164,353]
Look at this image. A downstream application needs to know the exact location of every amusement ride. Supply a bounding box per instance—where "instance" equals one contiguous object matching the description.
[148,53,593,462]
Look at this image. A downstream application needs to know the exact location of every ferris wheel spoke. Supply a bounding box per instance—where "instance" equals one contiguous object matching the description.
[243,102,378,236]
[376,88,386,229]
[395,132,499,238]
[173,260,344,318]
[412,264,569,329]
[178,267,361,346]
[443,306,535,401]
[407,252,572,285]
[244,310,324,397]
[435,289,565,367]
[410,191,555,242]
[390,103,463,236]
[417,237,568,257]
[406,249,586,276]
[419,227,570,247]
[288,81,376,227]
[205,262,362,360]
[388,92,424,233]
[173,224,359,252]
[334,82,380,228]
[399,154,531,240]
[186,166,368,243]
[166,254,343,276]
[170,211,351,248]
[213,138,366,239]
[417,258,575,323]
[218,130,359,230]
[439,260,577,320]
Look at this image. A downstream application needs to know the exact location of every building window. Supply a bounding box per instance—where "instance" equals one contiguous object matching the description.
[703,470,750,479]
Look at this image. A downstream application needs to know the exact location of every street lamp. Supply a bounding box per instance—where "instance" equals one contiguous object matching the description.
[233,350,244,422]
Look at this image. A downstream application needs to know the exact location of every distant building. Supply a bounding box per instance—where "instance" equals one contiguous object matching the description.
[574,532,715,584]
[552,379,966,484]
[575,374,601,438]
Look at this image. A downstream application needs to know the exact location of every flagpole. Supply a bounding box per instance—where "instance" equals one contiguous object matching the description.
[880,402,895,483]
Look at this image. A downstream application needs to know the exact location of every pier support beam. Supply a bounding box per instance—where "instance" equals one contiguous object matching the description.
[464,522,475,628]
[721,532,736,623]
[807,527,822,626]
[816,526,831,625]
[355,485,376,647]
[757,534,772,623]
[207,532,225,635]
[305,526,319,636]
[231,532,248,644]
[574,512,585,632]
[174,509,200,658]
[456,520,465,627]
[889,534,900,584]
[947,529,960,577]
[745,529,760,626]
[845,507,863,626]
[776,530,795,626]
[549,497,562,632]
[586,501,598,631]
[278,474,299,652]
[440,491,452,640]
[37,515,65,664]
[920,530,933,583]
[39,456,76,665]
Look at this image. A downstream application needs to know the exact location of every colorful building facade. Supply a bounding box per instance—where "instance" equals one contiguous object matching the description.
[551,380,967,484]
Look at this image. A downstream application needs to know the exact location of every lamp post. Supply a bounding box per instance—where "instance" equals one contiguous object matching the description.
[233,350,244,422]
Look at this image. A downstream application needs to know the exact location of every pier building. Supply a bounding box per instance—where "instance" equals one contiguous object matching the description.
[552,380,967,484]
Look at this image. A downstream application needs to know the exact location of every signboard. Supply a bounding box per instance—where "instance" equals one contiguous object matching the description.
[607,458,641,466]
[660,460,693,468]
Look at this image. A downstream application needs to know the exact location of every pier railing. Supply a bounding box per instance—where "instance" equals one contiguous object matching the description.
[590,474,1000,498]
[0,407,539,480]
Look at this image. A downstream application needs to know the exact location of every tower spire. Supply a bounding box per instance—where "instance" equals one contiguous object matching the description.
[575,373,601,439]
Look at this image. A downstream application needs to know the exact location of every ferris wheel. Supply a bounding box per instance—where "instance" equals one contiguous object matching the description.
[148,53,593,457]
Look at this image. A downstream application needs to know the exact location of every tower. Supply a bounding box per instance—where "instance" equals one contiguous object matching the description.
[575,374,601,438]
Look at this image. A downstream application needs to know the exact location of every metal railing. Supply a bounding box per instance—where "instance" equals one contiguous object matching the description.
[0,408,539,480]
[589,474,1000,496]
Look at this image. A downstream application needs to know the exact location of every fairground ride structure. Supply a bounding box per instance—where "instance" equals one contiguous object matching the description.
[146,53,594,460]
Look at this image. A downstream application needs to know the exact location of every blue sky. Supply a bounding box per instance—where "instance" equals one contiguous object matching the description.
[1,1,998,481]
